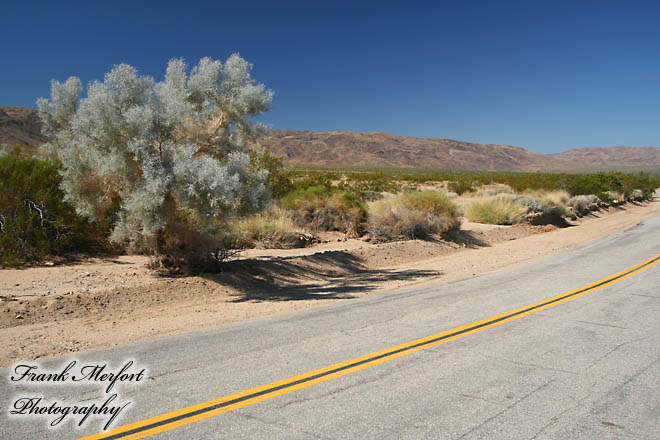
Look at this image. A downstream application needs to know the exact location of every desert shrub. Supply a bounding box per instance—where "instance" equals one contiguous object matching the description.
[513,194,570,217]
[568,195,601,216]
[447,179,475,195]
[231,207,313,249]
[367,191,460,241]
[630,189,645,201]
[149,215,239,273]
[250,150,295,199]
[38,55,273,271]
[358,190,384,202]
[602,190,625,204]
[465,194,527,225]
[0,147,109,266]
[399,191,459,218]
[281,186,366,235]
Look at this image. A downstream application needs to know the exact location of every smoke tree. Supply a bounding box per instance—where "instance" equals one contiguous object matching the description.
[37,54,274,268]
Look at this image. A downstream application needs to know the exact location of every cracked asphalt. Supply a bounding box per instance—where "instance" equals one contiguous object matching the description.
[2,215,660,439]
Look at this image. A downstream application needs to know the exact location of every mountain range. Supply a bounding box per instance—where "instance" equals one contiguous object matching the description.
[2,106,659,172]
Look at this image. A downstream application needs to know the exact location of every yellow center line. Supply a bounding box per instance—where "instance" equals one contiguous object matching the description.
[78,252,660,440]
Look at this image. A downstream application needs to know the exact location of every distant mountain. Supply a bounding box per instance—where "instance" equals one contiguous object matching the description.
[551,146,660,168]
[0,107,47,150]
[256,129,570,172]
[2,106,659,172]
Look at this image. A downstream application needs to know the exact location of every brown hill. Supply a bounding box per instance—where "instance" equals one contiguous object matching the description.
[552,146,660,168]
[256,130,570,172]
[3,106,659,172]
[0,107,47,150]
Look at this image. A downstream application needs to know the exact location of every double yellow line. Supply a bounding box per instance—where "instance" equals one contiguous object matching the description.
[80,252,660,440]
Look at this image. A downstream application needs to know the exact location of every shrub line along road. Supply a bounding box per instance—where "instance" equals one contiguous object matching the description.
[2,215,660,439]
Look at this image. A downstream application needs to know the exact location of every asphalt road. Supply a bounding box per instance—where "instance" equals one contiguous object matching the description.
[2,215,660,440]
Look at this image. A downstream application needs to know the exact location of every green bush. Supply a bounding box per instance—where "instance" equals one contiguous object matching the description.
[281,186,366,236]
[447,179,475,195]
[0,147,110,266]
[249,149,295,199]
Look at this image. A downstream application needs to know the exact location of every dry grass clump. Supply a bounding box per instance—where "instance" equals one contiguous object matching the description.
[367,191,460,241]
[513,194,571,217]
[568,195,601,216]
[631,189,645,201]
[400,190,460,217]
[149,218,239,274]
[603,190,625,204]
[281,186,366,236]
[465,194,527,225]
[231,207,314,249]
[536,190,570,206]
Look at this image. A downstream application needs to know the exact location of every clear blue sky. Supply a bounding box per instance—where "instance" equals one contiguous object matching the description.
[2,1,659,153]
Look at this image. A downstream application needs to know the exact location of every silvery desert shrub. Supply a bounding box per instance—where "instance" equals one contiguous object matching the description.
[38,55,273,269]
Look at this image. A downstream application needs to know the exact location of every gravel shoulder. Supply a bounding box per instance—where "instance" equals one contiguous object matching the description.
[1,199,658,366]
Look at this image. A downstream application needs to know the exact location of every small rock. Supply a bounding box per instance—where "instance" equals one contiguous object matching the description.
[15,314,24,320]
[57,304,63,310]
[15,283,20,287]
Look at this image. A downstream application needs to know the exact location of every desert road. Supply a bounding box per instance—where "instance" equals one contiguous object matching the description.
[2,215,660,439]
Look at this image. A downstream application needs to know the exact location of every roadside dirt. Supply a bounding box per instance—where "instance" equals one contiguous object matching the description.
[1,200,658,367]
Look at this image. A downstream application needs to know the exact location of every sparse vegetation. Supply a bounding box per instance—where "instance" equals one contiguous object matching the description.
[447,180,475,195]
[513,194,570,217]
[289,165,660,200]
[465,194,528,225]
[568,195,601,217]
[231,207,314,249]
[602,191,625,204]
[281,186,366,236]
[367,191,460,241]
[3,132,657,267]
[631,189,645,201]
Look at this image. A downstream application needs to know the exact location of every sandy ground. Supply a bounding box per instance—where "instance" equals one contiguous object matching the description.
[1,200,658,367]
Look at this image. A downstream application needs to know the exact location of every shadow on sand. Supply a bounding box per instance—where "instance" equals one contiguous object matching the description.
[202,251,442,302]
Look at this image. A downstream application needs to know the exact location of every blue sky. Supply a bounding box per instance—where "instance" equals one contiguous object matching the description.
[2,1,659,153]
